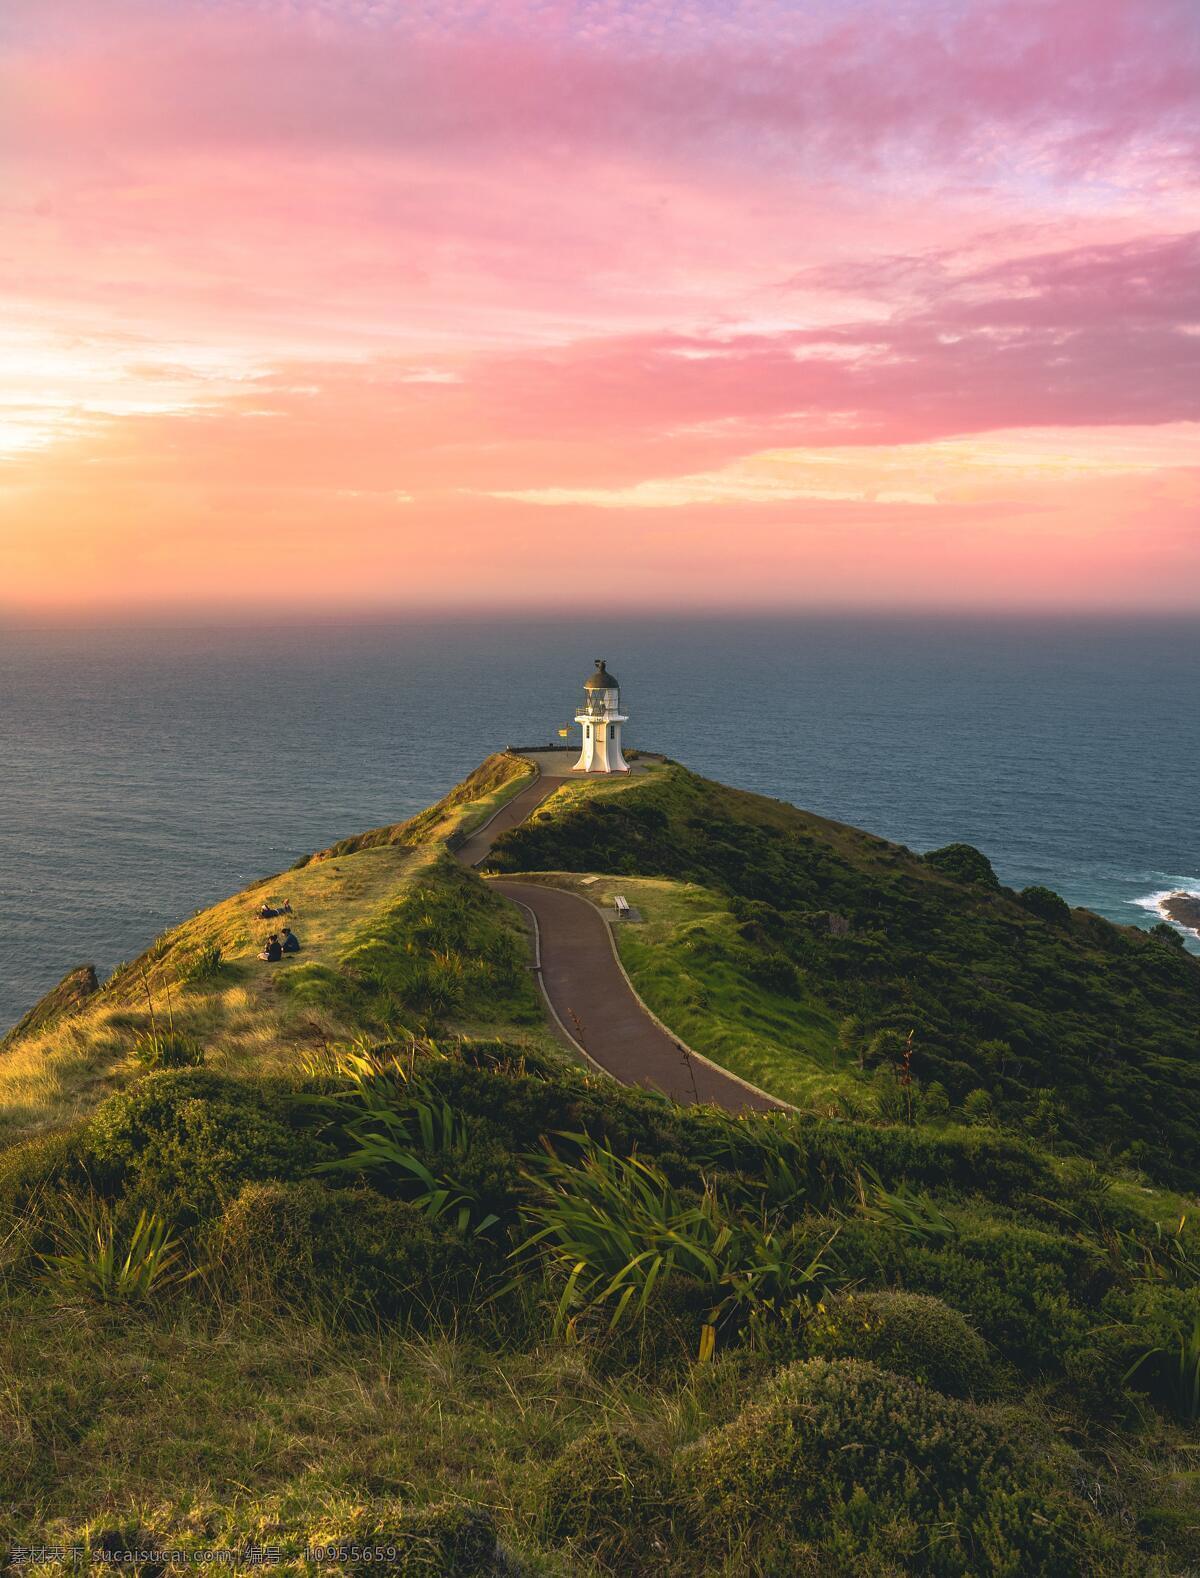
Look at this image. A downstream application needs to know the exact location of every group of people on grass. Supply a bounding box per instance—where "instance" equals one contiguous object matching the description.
[256,899,301,961]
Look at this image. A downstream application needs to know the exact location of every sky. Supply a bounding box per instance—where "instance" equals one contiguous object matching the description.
[1,0,1198,617]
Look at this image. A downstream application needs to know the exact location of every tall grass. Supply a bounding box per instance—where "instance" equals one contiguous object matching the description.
[1126,1315,1200,1422]
[854,1167,959,1243]
[312,1044,500,1236]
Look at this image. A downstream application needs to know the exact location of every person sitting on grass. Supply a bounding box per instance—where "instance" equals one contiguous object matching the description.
[259,933,283,963]
[280,926,301,954]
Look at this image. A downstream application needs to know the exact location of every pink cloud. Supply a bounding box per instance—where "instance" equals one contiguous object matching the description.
[1,0,1197,612]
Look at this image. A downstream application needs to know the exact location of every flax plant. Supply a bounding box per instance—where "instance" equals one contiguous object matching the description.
[513,1138,836,1355]
[39,1194,195,1305]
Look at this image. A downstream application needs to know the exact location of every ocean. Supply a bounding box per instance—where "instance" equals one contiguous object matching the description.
[1,614,1197,1031]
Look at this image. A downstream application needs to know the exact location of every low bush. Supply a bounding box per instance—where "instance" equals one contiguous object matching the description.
[132,1028,205,1070]
[813,1216,1099,1375]
[312,1502,503,1575]
[921,843,1001,890]
[1107,1283,1200,1422]
[1020,886,1072,926]
[209,1179,472,1326]
[678,1357,1132,1575]
[314,1055,520,1237]
[39,1193,194,1306]
[179,942,224,983]
[588,1272,719,1374]
[0,1123,98,1219]
[804,1290,991,1397]
[515,1139,836,1348]
[87,1071,331,1225]
[539,1425,673,1559]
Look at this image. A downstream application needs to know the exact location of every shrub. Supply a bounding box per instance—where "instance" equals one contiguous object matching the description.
[805,1290,991,1397]
[311,1502,501,1575]
[962,1089,995,1127]
[515,1140,836,1348]
[1150,922,1186,951]
[922,843,1001,890]
[539,1425,673,1558]
[921,1081,951,1121]
[210,1179,471,1326]
[678,1358,1124,1575]
[315,1055,518,1235]
[0,1124,98,1220]
[812,1216,1100,1375]
[1111,1284,1200,1422]
[87,1071,330,1225]
[589,1272,719,1375]
[1020,886,1072,926]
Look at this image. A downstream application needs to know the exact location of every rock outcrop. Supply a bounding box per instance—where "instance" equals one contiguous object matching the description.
[2,963,100,1049]
[1161,892,1200,935]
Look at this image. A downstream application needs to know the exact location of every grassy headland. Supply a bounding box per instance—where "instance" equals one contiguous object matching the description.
[487,762,1200,1185]
[0,754,547,1144]
[1,753,1198,1573]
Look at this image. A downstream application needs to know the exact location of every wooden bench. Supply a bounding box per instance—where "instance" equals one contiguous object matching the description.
[613,894,631,919]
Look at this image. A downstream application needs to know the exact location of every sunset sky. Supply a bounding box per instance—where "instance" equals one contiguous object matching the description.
[1,0,1198,616]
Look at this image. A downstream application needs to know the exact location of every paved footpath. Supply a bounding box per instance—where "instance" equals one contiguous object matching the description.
[452,772,568,869]
[455,768,782,1113]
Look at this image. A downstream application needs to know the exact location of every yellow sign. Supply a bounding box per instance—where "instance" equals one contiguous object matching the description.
[557,728,569,738]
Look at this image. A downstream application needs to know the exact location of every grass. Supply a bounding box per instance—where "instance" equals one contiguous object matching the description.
[486,761,1200,1185]
[0,839,425,1143]
[0,756,562,1145]
[495,871,853,1109]
[5,751,1200,1570]
[0,1290,773,1568]
[4,1035,1200,1570]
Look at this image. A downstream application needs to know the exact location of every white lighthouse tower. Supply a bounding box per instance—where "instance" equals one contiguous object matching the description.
[574,659,630,773]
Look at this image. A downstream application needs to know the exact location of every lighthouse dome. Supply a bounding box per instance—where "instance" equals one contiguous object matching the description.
[584,659,619,690]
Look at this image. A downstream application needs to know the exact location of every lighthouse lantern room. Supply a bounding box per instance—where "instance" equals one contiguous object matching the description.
[574,659,630,773]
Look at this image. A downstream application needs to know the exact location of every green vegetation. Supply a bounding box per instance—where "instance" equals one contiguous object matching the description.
[679,1358,1125,1574]
[2,753,1198,1571]
[489,763,1200,1184]
[804,1289,992,1397]
[3,1041,1199,1570]
[0,759,554,1145]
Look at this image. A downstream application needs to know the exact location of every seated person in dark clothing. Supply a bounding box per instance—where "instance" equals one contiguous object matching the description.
[259,933,283,962]
[280,927,301,953]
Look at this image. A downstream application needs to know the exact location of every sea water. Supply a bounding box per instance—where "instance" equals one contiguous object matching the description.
[1,615,1197,1029]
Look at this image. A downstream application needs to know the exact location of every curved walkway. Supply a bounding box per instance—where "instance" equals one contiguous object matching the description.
[454,764,782,1114]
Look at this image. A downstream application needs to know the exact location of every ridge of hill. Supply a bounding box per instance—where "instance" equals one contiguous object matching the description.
[2,755,1199,1572]
[0,754,550,1143]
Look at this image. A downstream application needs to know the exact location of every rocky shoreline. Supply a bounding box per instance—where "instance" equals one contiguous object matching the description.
[1160,891,1200,935]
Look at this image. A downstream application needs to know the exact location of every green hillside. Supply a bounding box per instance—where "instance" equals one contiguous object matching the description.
[487,763,1200,1184]
[0,755,547,1145]
[2,755,1199,1573]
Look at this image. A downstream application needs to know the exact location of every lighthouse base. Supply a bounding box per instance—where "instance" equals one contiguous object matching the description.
[573,713,629,773]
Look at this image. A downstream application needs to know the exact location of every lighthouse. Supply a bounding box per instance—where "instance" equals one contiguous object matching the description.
[574,659,629,773]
